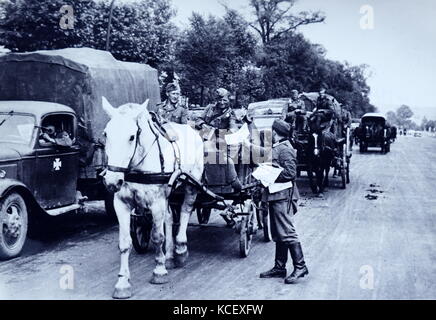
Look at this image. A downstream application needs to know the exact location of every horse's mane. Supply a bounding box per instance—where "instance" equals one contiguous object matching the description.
[117,103,150,119]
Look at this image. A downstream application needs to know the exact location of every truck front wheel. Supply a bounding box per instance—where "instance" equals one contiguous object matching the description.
[0,193,28,260]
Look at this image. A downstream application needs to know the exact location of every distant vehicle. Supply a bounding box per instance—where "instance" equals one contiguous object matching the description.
[414,131,422,137]
[247,99,287,130]
[357,113,391,153]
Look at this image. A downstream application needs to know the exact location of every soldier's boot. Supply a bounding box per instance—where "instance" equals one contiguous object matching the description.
[285,242,309,284]
[260,242,288,278]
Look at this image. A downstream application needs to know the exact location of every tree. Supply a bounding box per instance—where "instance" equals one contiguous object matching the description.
[396,105,414,128]
[0,0,100,51]
[218,9,258,106]
[420,116,428,131]
[0,0,177,67]
[101,0,178,66]
[248,0,325,45]
[257,32,375,116]
[175,10,257,106]
[386,111,398,125]
[175,13,227,106]
[426,120,436,131]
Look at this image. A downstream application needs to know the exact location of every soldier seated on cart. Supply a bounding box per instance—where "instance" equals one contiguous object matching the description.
[281,89,308,135]
[243,119,309,284]
[314,87,334,112]
[195,88,242,192]
[156,82,188,125]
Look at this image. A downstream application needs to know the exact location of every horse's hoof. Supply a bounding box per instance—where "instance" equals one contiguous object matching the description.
[112,286,132,299]
[150,273,169,285]
[166,258,176,270]
[175,250,189,268]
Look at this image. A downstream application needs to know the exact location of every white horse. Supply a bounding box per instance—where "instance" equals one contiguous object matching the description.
[101,97,204,299]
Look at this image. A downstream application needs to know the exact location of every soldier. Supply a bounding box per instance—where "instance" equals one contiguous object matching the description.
[156,82,188,124]
[244,119,309,284]
[195,88,238,131]
[40,125,73,147]
[195,88,242,192]
[315,88,333,112]
[282,89,308,135]
[337,104,352,138]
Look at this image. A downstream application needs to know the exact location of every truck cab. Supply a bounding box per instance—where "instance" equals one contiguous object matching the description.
[0,101,80,259]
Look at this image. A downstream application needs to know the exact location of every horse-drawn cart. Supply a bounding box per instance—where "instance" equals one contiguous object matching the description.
[129,137,269,258]
[296,93,352,191]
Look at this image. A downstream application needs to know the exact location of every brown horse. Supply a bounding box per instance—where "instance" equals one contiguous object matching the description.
[307,111,337,194]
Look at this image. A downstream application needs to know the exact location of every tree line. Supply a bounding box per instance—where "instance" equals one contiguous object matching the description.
[0,0,376,117]
[387,105,436,131]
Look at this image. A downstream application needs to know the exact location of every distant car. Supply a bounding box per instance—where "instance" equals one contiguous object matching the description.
[247,99,288,131]
[246,99,288,148]
[414,132,422,137]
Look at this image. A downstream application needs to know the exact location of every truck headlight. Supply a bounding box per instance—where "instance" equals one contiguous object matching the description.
[0,170,6,179]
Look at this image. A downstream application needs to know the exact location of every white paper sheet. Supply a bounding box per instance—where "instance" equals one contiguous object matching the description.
[224,123,250,145]
[252,163,283,187]
[268,181,293,194]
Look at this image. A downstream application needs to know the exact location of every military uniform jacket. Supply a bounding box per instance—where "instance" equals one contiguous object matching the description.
[282,99,305,118]
[195,104,237,130]
[156,100,188,124]
[282,99,306,127]
[254,140,299,206]
[316,96,334,111]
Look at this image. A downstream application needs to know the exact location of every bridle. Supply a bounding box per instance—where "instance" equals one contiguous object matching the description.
[106,119,160,174]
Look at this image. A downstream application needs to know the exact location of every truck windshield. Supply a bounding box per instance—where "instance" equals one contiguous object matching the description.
[0,113,35,145]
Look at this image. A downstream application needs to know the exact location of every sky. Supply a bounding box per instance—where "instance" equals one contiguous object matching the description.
[170,0,436,122]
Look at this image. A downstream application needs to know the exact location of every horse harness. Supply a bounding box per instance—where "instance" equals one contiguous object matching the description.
[107,115,182,185]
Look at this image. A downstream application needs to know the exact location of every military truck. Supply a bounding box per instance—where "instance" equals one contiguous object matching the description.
[358,113,391,153]
[0,48,160,259]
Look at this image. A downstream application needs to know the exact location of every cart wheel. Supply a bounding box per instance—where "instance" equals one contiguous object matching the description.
[130,214,152,254]
[196,207,211,225]
[239,202,255,258]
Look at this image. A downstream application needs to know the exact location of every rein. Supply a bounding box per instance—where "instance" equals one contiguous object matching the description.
[106,118,178,177]
[132,120,160,170]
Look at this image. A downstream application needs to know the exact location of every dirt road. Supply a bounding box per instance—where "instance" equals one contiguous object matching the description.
[1,135,435,300]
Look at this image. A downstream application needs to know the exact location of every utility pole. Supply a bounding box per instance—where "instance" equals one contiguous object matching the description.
[106,0,116,51]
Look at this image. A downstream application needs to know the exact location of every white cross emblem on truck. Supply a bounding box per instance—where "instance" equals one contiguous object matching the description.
[53,158,62,171]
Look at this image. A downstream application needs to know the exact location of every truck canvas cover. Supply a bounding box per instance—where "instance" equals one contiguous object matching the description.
[0,47,161,177]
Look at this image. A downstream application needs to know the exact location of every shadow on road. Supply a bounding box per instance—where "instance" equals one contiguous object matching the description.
[22,202,116,257]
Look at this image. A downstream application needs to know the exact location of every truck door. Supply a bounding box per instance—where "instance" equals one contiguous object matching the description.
[34,113,80,210]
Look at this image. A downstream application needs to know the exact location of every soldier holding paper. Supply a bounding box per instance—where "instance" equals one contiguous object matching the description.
[244,119,309,284]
